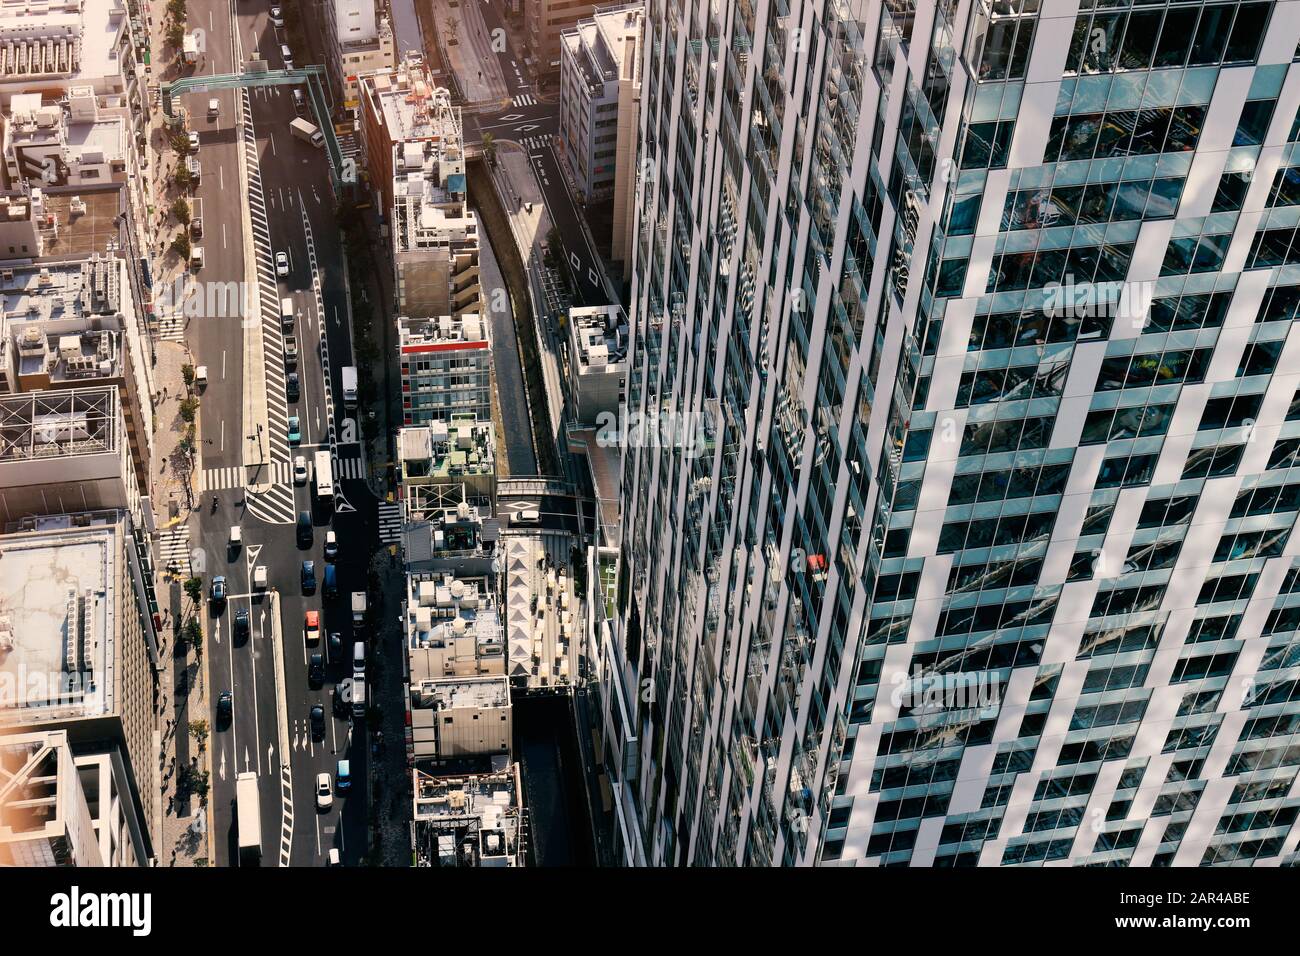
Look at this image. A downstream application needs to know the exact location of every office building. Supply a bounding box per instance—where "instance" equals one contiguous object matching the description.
[0,727,148,866]
[0,255,155,501]
[526,0,601,75]
[408,676,512,764]
[559,5,642,199]
[0,511,162,861]
[397,415,496,516]
[398,313,492,427]
[604,0,1300,867]
[405,571,506,683]
[321,0,396,114]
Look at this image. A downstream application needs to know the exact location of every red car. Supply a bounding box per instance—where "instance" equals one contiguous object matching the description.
[304,610,321,645]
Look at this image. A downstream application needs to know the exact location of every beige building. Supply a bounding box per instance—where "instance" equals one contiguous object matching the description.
[0,511,161,862]
[0,727,148,866]
[409,676,512,763]
[526,0,602,75]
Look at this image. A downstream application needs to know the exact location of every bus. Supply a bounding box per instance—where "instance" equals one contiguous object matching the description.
[314,450,334,503]
[235,772,261,865]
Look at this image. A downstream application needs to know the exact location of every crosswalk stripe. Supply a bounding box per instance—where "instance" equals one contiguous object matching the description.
[157,528,192,575]
[377,502,402,544]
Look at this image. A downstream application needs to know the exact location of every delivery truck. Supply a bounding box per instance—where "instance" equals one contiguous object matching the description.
[289,117,324,148]
[236,772,261,865]
[341,365,358,408]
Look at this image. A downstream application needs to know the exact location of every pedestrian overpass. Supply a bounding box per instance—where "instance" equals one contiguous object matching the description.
[162,65,347,192]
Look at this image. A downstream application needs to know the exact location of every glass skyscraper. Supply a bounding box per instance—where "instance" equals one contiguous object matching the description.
[592,0,1300,866]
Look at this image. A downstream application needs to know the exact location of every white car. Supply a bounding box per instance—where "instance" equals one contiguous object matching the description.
[187,130,200,151]
[293,454,308,485]
[315,772,333,811]
[276,251,289,277]
[269,5,284,26]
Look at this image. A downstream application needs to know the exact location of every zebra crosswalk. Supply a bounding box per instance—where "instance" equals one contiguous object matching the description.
[377,502,403,545]
[199,456,366,492]
[520,135,550,153]
[157,527,192,577]
[511,93,536,107]
[156,313,186,342]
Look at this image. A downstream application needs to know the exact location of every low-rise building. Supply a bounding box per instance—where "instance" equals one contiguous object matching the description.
[408,675,511,764]
[397,414,495,517]
[398,313,491,427]
[412,764,524,866]
[405,571,505,682]
[567,303,626,425]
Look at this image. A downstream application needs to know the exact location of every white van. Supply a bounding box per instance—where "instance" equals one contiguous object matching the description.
[280,44,294,69]
[207,98,220,118]
[194,365,208,387]
[514,508,541,524]
[190,247,204,270]
[228,525,241,549]
[280,296,294,329]
[352,642,365,678]
[253,565,268,589]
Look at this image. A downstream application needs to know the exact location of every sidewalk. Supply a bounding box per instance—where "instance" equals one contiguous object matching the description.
[145,1,215,868]
[151,340,215,866]
[426,0,509,107]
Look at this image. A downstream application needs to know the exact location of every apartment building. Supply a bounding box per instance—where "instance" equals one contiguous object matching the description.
[408,676,513,763]
[604,0,1300,868]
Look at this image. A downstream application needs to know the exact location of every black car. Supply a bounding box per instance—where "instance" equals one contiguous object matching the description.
[286,371,300,402]
[217,691,233,725]
[296,510,312,548]
[233,608,250,641]
[301,560,316,594]
[328,631,343,661]
[310,704,326,739]
[309,653,324,688]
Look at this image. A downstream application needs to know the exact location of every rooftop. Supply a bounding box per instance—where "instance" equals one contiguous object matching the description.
[0,513,124,725]
[0,385,117,464]
[398,313,489,351]
[366,57,461,145]
[398,415,495,480]
[412,765,524,867]
[570,303,627,367]
[0,0,132,88]
[411,674,510,712]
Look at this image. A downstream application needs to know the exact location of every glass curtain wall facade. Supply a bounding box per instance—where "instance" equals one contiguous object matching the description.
[606,0,1300,866]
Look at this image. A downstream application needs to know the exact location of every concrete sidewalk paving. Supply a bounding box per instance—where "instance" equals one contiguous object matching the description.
[427,0,510,107]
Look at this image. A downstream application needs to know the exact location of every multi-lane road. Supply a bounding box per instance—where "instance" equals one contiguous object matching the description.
[175,0,385,867]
